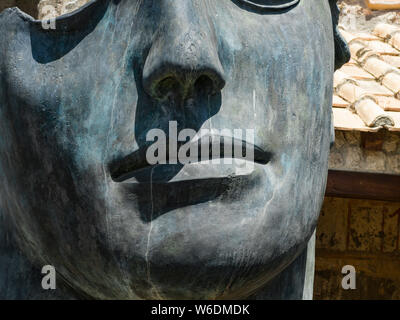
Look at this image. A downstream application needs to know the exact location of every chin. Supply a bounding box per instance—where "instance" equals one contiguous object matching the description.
[73,162,322,299]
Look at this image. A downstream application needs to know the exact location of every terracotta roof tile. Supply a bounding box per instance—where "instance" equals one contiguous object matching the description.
[340,64,376,80]
[375,96,400,111]
[386,111,400,131]
[336,81,371,102]
[357,79,394,96]
[361,55,394,77]
[381,55,400,68]
[348,41,370,58]
[333,95,349,108]
[357,80,393,97]
[355,97,394,127]
[381,71,400,96]
[340,29,380,43]
[374,23,400,39]
[333,24,400,132]
[333,108,381,132]
[364,40,400,55]
[390,33,400,51]
[349,58,359,64]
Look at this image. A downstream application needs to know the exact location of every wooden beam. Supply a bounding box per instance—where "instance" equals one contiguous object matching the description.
[326,170,400,202]
[365,0,400,11]
[360,131,385,151]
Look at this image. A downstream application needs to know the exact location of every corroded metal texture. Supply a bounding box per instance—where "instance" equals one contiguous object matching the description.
[0,0,348,299]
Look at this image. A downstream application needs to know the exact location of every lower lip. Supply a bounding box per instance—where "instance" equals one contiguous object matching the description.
[117,159,260,184]
[114,161,267,220]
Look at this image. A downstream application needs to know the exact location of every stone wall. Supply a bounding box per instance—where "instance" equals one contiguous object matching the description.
[315,197,400,299]
[317,131,400,299]
[329,131,400,174]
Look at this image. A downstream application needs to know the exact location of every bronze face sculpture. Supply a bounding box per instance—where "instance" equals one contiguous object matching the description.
[0,0,349,299]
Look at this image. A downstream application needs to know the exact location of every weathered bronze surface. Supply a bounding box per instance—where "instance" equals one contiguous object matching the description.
[0,0,349,299]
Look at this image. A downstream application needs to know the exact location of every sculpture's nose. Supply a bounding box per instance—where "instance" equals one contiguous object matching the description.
[142,0,225,101]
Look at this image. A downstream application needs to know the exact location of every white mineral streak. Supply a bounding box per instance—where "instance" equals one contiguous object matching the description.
[146,167,163,299]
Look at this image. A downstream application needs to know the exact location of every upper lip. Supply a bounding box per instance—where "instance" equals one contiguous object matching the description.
[109,134,272,182]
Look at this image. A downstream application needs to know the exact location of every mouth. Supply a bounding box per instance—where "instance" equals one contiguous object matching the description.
[109,134,272,183]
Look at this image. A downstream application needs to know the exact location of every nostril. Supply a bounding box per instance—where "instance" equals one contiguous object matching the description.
[148,72,225,101]
[194,75,218,96]
[155,76,181,100]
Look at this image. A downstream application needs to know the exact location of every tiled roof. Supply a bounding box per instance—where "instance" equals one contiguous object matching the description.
[333,23,400,132]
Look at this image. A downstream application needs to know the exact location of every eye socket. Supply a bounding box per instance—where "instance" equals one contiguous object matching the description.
[237,0,300,10]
